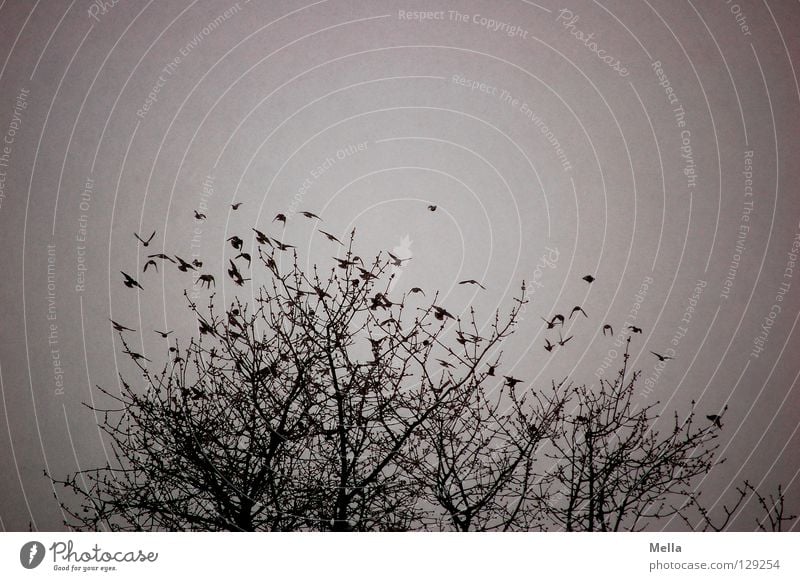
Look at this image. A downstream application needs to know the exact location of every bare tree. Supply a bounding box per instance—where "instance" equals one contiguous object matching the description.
[50,235,794,532]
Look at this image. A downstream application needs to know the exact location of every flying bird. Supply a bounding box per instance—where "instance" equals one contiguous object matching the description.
[318,229,343,245]
[228,260,248,286]
[193,210,206,220]
[387,252,411,267]
[125,350,151,363]
[120,271,143,290]
[550,314,565,326]
[228,236,243,251]
[273,213,287,225]
[271,238,296,251]
[147,253,175,263]
[582,275,595,283]
[602,324,613,336]
[544,338,555,352]
[109,319,135,333]
[504,376,523,388]
[487,364,496,376]
[192,259,203,268]
[174,256,196,272]
[333,257,359,270]
[706,414,723,429]
[541,317,557,330]
[628,325,643,334]
[231,202,243,210]
[437,359,455,369]
[154,329,173,338]
[236,252,251,268]
[650,351,673,362]
[433,306,454,321]
[558,332,573,347]
[570,306,587,319]
[459,279,486,290]
[143,259,158,273]
[427,205,437,211]
[252,228,270,246]
[300,211,322,220]
[409,287,425,296]
[198,274,215,288]
[134,230,156,247]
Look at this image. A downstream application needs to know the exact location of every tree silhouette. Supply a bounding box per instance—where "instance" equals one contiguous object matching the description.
[49,234,794,532]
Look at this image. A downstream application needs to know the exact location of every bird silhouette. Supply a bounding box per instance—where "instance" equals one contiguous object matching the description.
[358,268,378,281]
[332,257,357,270]
[147,253,175,263]
[437,358,455,369]
[459,279,486,290]
[198,274,215,288]
[273,213,287,225]
[544,338,555,352]
[387,252,411,267]
[628,325,643,334]
[504,376,523,388]
[318,229,343,245]
[706,414,723,429]
[174,256,196,272]
[541,317,557,330]
[271,238,295,251]
[121,271,143,289]
[124,349,151,363]
[427,205,437,211]
[193,210,206,220]
[569,306,587,319]
[558,332,573,346]
[134,230,156,247]
[231,202,243,210]
[602,324,613,336]
[109,319,135,333]
[582,275,595,283]
[409,287,425,296]
[650,351,673,362]
[300,211,321,220]
[228,236,243,251]
[154,329,173,338]
[143,259,158,273]
[487,364,496,376]
[191,258,203,268]
[227,260,248,286]
[433,306,454,321]
[236,252,251,268]
[252,228,270,246]
[550,314,565,326]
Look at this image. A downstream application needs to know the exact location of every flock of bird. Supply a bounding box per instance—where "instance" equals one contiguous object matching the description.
[112,200,721,428]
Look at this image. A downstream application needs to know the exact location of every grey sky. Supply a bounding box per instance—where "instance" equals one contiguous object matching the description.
[0,0,799,531]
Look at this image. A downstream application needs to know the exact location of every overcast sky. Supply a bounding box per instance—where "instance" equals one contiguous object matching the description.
[0,0,799,531]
